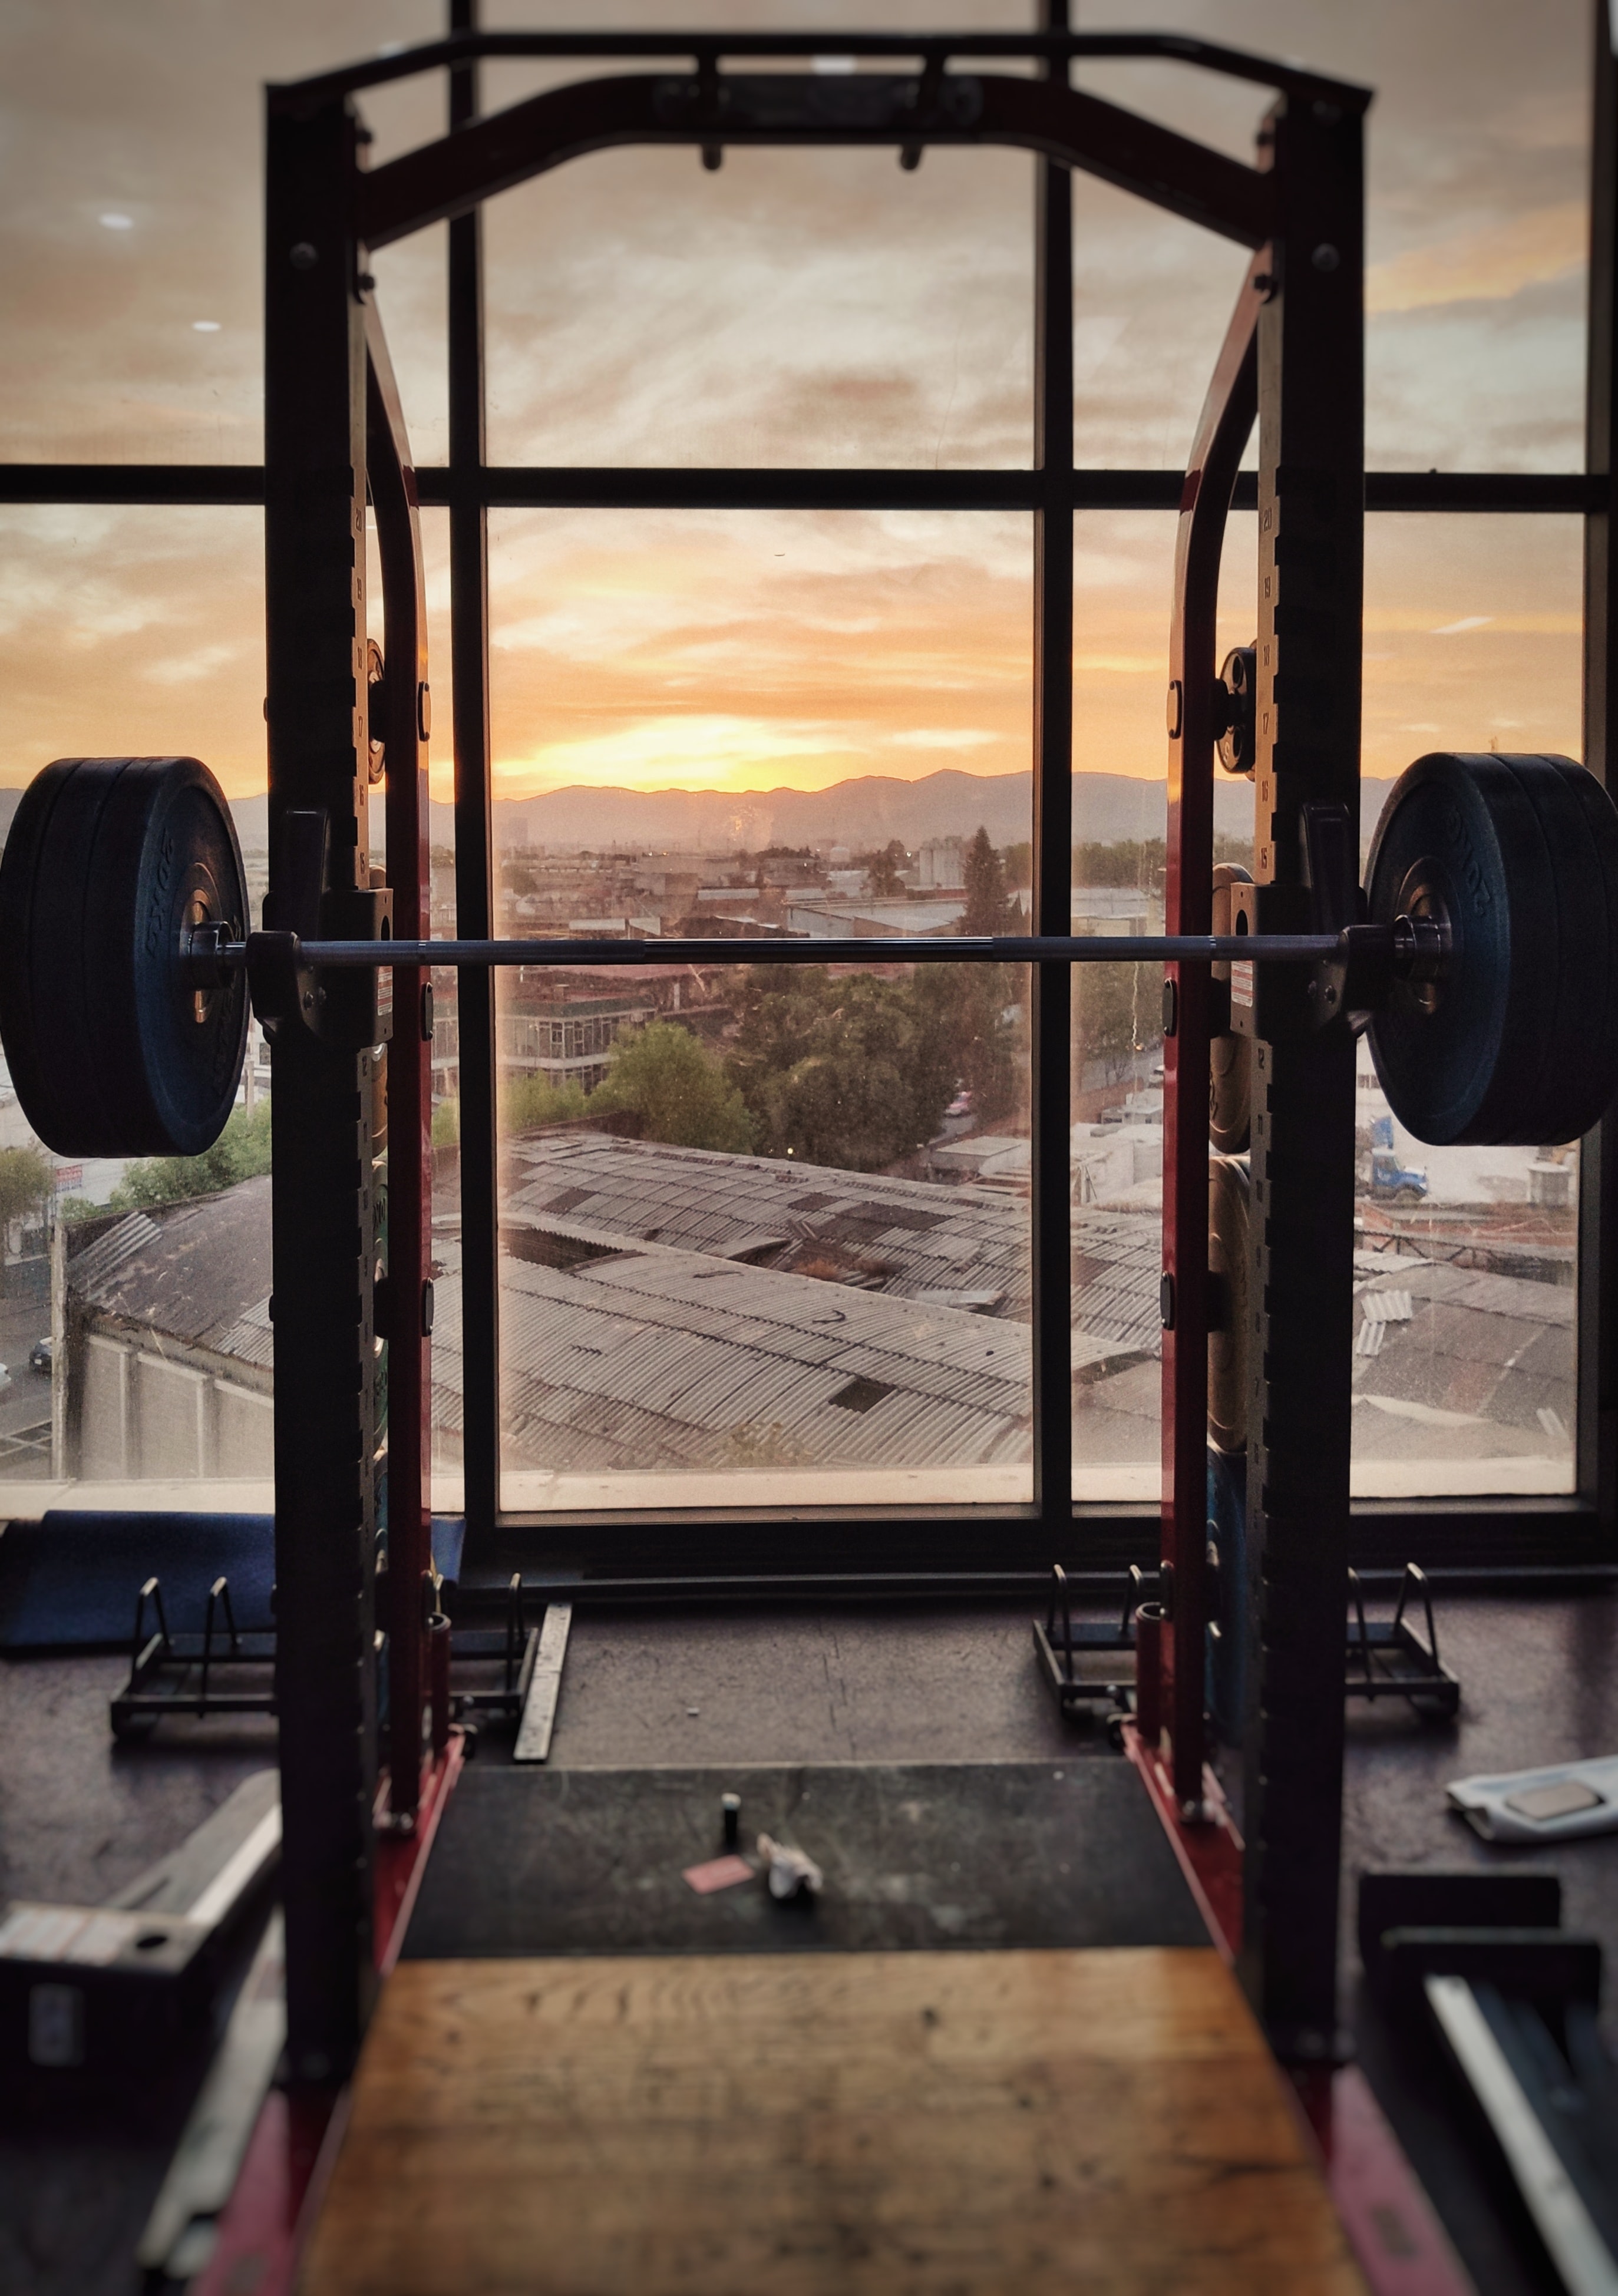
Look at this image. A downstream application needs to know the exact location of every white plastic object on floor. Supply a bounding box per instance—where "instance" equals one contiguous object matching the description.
[757,1833,824,1899]
[1446,1753,1618,1842]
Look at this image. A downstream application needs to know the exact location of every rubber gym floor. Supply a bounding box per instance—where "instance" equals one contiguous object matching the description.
[1,1591,1614,2294]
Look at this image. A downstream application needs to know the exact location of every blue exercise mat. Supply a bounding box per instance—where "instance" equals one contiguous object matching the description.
[0,1512,275,1651]
[0,1509,469,1651]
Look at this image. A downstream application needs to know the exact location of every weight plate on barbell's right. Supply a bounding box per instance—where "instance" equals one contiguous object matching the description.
[0,756,249,1158]
[1365,751,1618,1147]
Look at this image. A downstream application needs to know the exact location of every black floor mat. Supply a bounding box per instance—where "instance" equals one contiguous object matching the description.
[402,1760,1208,1958]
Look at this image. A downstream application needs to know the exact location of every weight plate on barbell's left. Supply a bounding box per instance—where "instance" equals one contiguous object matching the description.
[1365,751,1618,1147]
[0,756,249,1158]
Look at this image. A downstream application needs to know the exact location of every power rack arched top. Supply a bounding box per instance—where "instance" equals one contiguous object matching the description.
[259,28,1373,2079]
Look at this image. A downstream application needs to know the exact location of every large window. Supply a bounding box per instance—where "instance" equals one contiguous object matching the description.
[1,0,1607,1565]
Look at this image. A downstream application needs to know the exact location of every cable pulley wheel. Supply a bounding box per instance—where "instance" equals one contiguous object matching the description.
[0,757,249,1157]
[1365,751,1618,1147]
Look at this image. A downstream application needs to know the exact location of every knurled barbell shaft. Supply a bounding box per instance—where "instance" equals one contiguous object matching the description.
[219,929,1359,971]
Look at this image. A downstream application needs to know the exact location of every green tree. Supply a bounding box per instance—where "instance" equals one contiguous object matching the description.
[590,1021,754,1153]
[1072,837,1163,890]
[503,1074,588,1135]
[960,826,1017,934]
[1000,840,1032,892]
[911,963,1022,1127]
[728,968,957,1170]
[858,839,908,898]
[1075,964,1157,1084]
[0,1146,53,1233]
[111,1101,273,1211]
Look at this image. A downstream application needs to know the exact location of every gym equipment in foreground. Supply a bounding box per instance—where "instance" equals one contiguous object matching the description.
[2,746,1613,1162]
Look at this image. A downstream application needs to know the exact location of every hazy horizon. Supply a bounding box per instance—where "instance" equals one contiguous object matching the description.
[0,0,1592,808]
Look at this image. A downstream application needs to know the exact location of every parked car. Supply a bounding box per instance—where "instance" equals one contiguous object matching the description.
[28,1336,51,1373]
[945,1089,973,1119]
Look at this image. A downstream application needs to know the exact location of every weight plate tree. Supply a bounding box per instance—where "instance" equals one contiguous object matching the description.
[0,756,248,1158]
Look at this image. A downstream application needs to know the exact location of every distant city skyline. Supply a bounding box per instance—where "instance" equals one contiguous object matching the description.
[0,0,1593,803]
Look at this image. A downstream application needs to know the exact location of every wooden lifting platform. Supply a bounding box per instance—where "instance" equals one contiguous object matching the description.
[303,1950,1363,2296]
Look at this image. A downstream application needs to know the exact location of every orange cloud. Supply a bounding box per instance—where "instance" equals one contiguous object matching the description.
[1368,201,1584,314]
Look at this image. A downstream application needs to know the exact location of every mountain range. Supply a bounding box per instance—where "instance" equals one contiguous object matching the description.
[0,766,1399,860]
[217,767,1398,855]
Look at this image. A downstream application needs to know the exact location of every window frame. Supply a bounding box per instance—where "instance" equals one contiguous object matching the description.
[0,19,1610,1601]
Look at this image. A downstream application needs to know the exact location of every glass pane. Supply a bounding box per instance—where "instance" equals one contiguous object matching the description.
[0,504,465,1514]
[485,144,1033,472]
[1352,514,1584,1498]
[483,507,1032,1507]
[1079,4,1590,473]
[1072,173,1255,473]
[490,960,1031,1511]
[0,508,271,1504]
[1362,513,1584,779]
[1068,510,1263,1501]
[485,507,1031,816]
[0,0,445,464]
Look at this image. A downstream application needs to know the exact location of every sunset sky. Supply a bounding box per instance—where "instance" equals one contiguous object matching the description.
[0,0,1593,812]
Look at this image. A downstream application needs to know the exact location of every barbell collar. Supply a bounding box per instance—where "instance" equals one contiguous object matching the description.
[1389,911,1452,982]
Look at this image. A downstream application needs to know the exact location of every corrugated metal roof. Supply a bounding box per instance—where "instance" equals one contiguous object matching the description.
[504,1132,1035,1307]
[428,1235,1034,1475]
[67,1179,272,1353]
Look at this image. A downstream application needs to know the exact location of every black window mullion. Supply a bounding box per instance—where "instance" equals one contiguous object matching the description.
[1580,0,1618,1545]
[447,0,501,1551]
[1032,1,1075,1554]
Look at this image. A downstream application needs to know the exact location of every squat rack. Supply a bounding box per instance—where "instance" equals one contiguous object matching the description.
[255,9,1384,2080]
[3,6,1616,2093]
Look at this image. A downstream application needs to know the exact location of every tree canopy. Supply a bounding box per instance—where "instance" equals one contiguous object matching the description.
[858,839,909,899]
[111,1101,272,1211]
[504,1074,588,1135]
[960,826,1019,934]
[0,1146,53,1230]
[1075,963,1156,1083]
[590,1020,754,1153]
[727,962,1022,1170]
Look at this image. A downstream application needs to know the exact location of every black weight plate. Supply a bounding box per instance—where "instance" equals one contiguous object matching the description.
[1499,752,1618,1143]
[1365,752,1618,1146]
[0,758,247,1158]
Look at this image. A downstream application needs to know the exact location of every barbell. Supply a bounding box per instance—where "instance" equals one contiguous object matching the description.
[2,748,1616,1162]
